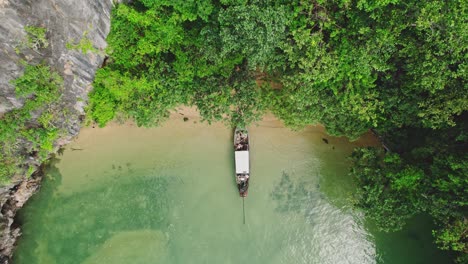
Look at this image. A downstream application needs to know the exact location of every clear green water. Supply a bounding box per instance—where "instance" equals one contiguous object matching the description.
[14,118,451,264]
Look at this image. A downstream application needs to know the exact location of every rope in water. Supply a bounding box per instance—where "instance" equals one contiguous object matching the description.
[242,197,246,224]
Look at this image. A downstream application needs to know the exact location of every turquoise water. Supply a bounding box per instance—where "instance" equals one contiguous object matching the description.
[14,118,451,264]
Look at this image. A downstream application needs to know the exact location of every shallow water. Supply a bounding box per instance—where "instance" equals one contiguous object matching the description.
[14,117,451,264]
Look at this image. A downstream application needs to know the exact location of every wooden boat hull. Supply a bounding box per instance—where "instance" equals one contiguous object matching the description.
[234,128,250,197]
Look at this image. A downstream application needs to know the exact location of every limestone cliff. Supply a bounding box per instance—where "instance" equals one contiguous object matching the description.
[0,0,115,262]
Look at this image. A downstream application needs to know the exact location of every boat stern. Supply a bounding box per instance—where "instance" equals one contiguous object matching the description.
[236,174,249,197]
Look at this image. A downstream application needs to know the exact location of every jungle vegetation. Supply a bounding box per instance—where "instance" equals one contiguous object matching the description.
[87,0,467,261]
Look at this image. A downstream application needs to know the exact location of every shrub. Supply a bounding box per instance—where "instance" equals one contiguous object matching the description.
[24,26,48,51]
[0,63,63,182]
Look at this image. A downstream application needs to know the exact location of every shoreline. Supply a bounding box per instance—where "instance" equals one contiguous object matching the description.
[93,105,379,148]
[94,105,380,148]
[170,106,378,147]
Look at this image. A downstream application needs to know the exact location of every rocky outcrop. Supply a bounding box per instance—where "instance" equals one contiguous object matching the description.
[0,173,42,263]
[0,0,116,262]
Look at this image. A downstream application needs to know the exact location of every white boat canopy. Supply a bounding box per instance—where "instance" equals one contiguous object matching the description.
[235,151,250,174]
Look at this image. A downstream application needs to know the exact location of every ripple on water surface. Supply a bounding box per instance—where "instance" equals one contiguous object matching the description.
[14,119,451,264]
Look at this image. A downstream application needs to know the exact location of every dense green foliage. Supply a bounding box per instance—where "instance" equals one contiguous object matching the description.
[88,0,467,260]
[0,63,63,182]
[90,0,467,133]
[351,116,468,262]
[89,0,278,127]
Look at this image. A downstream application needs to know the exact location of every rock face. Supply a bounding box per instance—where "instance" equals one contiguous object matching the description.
[0,173,42,263]
[0,0,115,262]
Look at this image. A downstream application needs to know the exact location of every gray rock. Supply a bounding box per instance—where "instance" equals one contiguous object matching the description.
[0,0,116,262]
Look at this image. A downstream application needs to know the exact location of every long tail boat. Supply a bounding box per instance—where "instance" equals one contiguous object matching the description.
[234,128,250,197]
